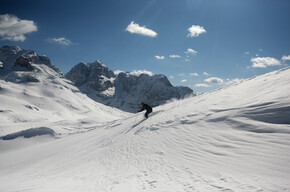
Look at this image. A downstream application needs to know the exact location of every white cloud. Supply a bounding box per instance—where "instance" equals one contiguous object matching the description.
[126,21,157,37]
[181,79,187,83]
[251,57,281,68]
[185,48,197,55]
[187,25,206,38]
[203,72,210,76]
[169,76,174,79]
[282,55,290,61]
[244,51,250,55]
[204,77,224,84]
[155,55,165,60]
[114,70,124,75]
[178,73,185,77]
[46,37,74,46]
[190,73,198,77]
[130,70,153,76]
[0,14,37,41]
[169,55,181,58]
[194,83,211,87]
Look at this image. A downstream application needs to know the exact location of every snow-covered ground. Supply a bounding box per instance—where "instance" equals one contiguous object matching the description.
[1,67,290,192]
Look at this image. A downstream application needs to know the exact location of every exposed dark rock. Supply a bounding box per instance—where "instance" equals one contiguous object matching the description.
[15,56,34,71]
[66,60,195,112]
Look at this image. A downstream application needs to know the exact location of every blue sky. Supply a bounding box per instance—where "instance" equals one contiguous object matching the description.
[1,0,290,93]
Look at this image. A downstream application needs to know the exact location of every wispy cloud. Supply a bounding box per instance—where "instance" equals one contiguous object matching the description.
[45,37,74,46]
[155,55,165,60]
[0,14,37,41]
[251,57,281,68]
[282,55,290,61]
[203,72,210,76]
[244,51,250,55]
[204,77,224,84]
[178,73,185,77]
[181,79,187,83]
[194,83,211,87]
[130,69,153,76]
[187,25,206,38]
[169,55,181,58]
[126,21,157,37]
[185,48,197,55]
[190,73,198,77]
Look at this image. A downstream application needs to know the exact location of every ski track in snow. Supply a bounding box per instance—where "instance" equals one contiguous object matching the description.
[1,68,290,191]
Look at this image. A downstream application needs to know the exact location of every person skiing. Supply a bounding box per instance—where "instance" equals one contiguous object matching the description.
[138,102,152,118]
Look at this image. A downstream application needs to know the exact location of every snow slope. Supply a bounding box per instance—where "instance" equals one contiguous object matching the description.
[1,67,290,192]
[0,75,126,136]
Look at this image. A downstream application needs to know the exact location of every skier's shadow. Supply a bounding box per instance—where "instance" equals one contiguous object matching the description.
[125,118,147,134]
[125,110,164,134]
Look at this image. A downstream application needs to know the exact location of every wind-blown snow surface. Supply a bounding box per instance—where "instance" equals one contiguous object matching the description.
[1,67,290,192]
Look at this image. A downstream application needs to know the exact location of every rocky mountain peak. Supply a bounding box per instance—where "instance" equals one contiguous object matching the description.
[0,46,62,83]
[66,60,195,112]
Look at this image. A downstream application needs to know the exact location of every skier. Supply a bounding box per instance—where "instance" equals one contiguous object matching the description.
[138,102,152,118]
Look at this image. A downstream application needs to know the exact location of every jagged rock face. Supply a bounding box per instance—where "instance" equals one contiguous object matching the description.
[66,60,115,92]
[15,56,34,71]
[86,61,115,92]
[65,62,89,86]
[66,61,195,112]
[0,46,53,71]
[0,46,62,83]
[115,73,193,108]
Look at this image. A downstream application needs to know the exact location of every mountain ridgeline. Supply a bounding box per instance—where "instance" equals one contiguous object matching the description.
[0,45,62,83]
[0,46,194,112]
[66,61,194,112]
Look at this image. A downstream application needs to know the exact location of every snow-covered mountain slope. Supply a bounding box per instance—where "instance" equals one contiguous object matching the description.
[66,61,194,112]
[1,67,289,191]
[0,46,127,136]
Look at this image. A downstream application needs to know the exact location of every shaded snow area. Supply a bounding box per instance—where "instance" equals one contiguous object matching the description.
[1,67,290,192]
[0,127,55,140]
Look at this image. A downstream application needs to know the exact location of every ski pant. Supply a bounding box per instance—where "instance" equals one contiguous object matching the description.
[145,109,152,118]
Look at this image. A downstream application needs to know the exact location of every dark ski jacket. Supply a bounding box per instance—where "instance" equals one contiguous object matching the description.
[138,103,152,113]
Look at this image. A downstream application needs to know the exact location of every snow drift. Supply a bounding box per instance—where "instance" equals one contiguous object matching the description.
[0,127,55,140]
